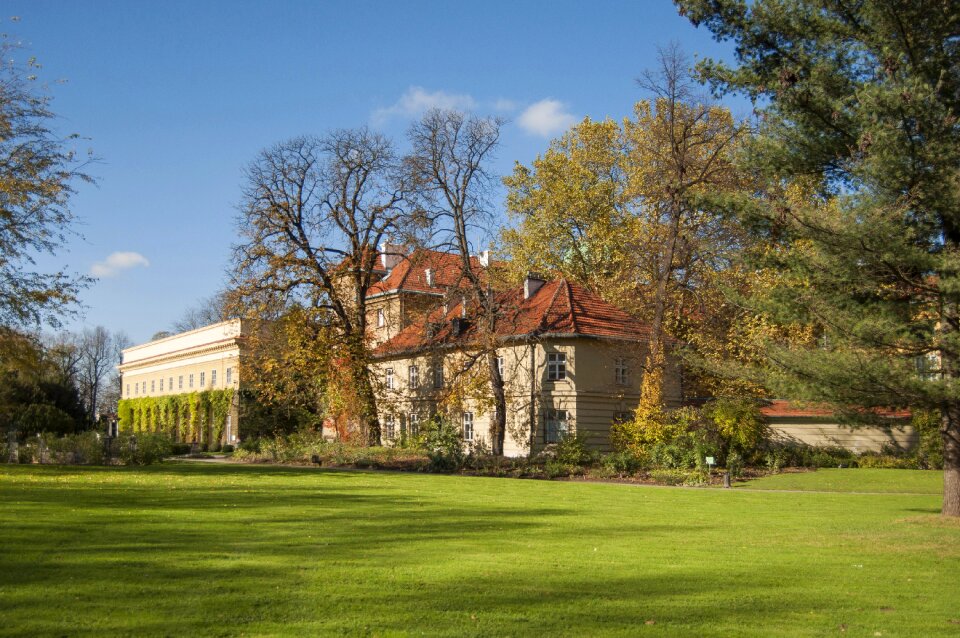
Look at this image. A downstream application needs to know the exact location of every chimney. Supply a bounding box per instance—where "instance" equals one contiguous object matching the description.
[524,272,546,299]
[379,242,404,271]
[478,250,491,267]
[425,268,434,287]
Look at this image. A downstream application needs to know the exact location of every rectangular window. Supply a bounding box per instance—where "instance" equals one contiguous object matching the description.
[408,365,419,389]
[200,371,205,387]
[179,375,184,390]
[169,377,173,391]
[496,356,504,378]
[159,378,164,392]
[545,409,569,443]
[142,381,146,394]
[385,368,394,390]
[384,415,395,440]
[408,413,420,437]
[433,364,443,388]
[133,383,138,396]
[151,380,155,392]
[615,357,629,385]
[189,374,194,389]
[547,352,567,381]
[462,412,474,441]
[211,369,217,387]
[377,308,385,328]
[226,367,232,385]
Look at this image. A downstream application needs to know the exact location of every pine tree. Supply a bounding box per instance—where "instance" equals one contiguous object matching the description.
[677,0,960,515]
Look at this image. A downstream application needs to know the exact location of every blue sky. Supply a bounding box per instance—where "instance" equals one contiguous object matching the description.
[8,0,738,344]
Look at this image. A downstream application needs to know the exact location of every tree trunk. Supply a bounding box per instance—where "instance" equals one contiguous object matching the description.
[487,351,507,456]
[942,403,960,517]
[346,335,380,446]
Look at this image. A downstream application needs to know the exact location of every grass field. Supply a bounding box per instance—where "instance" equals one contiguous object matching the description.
[1,464,959,637]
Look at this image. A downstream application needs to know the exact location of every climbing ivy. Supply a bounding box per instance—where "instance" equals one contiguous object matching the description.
[118,389,235,445]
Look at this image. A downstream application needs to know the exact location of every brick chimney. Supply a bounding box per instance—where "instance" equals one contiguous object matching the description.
[379,242,405,271]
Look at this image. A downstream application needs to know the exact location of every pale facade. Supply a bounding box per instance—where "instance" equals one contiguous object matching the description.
[371,274,680,457]
[118,320,245,444]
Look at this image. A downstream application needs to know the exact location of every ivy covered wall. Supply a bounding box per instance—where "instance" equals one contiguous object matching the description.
[118,389,234,446]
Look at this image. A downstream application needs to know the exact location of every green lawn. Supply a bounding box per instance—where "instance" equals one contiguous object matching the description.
[738,468,945,494]
[1,464,958,637]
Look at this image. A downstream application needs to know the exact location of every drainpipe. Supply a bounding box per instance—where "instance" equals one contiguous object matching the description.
[528,342,536,457]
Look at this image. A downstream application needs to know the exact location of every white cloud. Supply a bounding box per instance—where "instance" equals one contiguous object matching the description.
[492,98,518,113]
[372,86,477,124]
[91,251,150,278]
[517,99,578,137]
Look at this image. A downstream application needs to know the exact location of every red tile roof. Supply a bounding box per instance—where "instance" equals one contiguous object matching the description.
[367,248,483,296]
[760,400,910,419]
[374,278,651,357]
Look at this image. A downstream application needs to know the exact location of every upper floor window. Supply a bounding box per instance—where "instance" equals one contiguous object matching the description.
[142,381,147,394]
[385,368,394,390]
[496,356,504,379]
[211,369,217,387]
[462,412,474,442]
[159,378,164,392]
[133,383,137,396]
[547,352,567,381]
[545,409,569,443]
[126,384,130,397]
[200,371,206,387]
[151,380,155,392]
[615,357,629,386]
[377,308,386,328]
[169,377,173,391]
[179,376,184,390]
[408,365,419,389]
[226,367,232,385]
[433,364,444,388]
[189,374,194,389]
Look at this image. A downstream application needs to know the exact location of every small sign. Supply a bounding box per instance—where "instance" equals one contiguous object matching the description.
[705,456,715,466]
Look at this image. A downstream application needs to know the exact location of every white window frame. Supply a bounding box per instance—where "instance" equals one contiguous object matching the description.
[179,375,184,390]
[168,377,173,391]
[385,368,394,390]
[408,365,419,389]
[377,308,386,328]
[159,378,164,392]
[200,371,206,387]
[211,369,217,387]
[615,357,629,386]
[496,355,504,378]
[384,415,396,440]
[226,367,232,385]
[547,352,567,381]
[545,409,569,443]
[462,412,474,442]
[189,374,194,389]
[408,412,420,437]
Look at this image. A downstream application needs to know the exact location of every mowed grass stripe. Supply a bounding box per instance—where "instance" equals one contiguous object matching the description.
[0,464,957,637]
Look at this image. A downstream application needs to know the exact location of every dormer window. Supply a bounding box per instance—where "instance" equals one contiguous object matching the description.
[425,268,434,287]
[377,308,385,328]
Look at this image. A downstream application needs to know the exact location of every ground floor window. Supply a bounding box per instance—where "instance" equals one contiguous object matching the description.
[384,415,396,440]
[545,409,569,443]
[462,412,474,441]
[408,412,420,437]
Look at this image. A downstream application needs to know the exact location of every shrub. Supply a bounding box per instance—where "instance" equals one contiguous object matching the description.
[545,460,580,479]
[170,443,192,456]
[602,451,644,476]
[421,417,465,471]
[726,451,743,479]
[703,398,768,460]
[554,430,593,467]
[118,433,173,465]
[857,454,918,469]
[221,444,235,453]
[912,409,943,469]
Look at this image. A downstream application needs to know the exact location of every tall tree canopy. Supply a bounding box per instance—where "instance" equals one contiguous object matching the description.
[0,35,92,328]
[504,47,753,413]
[676,0,960,515]
[232,130,411,445]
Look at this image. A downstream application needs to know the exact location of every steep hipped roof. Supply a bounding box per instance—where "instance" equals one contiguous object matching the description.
[374,278,651,357]
[368,249,484,296]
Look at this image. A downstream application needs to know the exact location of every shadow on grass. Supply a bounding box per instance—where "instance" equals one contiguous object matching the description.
[0,464,885,635]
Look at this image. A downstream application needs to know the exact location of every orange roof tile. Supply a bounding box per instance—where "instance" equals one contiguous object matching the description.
[367,248,484,296]
[760,400,910,419]
[374,278,652,357]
